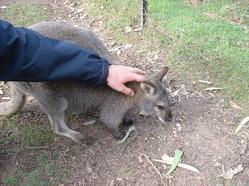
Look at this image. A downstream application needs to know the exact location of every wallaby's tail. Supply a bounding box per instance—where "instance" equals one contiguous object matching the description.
[0,83,26,115]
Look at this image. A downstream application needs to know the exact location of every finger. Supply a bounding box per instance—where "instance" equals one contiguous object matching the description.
[118,85,135,96]
[126,74,146,83]
[131,68,146,75]
[125,66,146,75]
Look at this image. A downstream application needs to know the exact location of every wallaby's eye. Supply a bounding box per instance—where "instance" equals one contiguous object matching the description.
[157,105,165,110]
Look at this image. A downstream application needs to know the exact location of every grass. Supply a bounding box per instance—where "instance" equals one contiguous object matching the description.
[0,115,54,148]
[0,3,50,26]
[0,114,58,185]
[20,122,54,146]
[3,152,62,186]
[83,0,249,112]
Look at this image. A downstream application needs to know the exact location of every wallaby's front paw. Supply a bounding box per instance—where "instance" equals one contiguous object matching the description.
[122,118,134,127]
[111,128,126,140]
[84,136,96,146]
[71,133,88,145]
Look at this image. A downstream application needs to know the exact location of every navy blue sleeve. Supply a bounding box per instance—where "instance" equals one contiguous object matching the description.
[0,20,110,85]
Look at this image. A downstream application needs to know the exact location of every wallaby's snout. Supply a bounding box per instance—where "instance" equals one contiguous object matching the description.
[164,109,172,122]
[167,111,172,121]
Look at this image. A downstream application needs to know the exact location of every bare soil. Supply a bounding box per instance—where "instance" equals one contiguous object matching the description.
[0,0,248,185]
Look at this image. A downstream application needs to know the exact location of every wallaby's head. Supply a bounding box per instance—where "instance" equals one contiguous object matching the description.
[139,67,172,123]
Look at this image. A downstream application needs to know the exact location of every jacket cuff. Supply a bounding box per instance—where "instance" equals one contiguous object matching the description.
[97,59,110,85]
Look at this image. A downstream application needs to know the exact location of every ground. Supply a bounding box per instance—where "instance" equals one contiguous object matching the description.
[0,0,249,185]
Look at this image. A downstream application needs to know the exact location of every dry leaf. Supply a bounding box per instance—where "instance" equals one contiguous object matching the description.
[198,80,212,85]
[83,120,96,126]
[125,26,133,33]
[154,54,159,61]
[165,149,183,176]
[235,116,249,133]
[230,101,244,111]
[153,154,200,174]
[221,164,244,180]
[204,87,223,91]
[172,88,181,97]
[116,49,122,56]
[108,41,116,47]
[1,96,10,100]
[123,44,133,50]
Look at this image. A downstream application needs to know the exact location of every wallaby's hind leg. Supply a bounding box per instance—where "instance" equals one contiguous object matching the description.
[39,97,84,143]
[0,84,26,115]
[47,113,84,143]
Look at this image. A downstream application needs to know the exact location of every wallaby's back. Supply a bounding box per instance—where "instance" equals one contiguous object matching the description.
[29,21,114,63]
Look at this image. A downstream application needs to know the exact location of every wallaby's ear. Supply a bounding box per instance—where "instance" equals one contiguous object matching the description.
[153,66,169,82]
[140,81,157,95]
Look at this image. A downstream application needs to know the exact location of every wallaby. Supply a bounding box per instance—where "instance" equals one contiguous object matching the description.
[0,21,172,143]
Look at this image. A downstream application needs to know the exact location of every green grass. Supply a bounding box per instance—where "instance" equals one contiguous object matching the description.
[1,115,57,185]
[3,176,19,186]
[1,115,54,147]
[20,122,54,146]
[84,0,249,112]
[3,152,62,186]
[0,3,50,26]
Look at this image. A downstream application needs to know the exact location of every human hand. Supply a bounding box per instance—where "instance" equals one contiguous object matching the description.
[107,65,146,96]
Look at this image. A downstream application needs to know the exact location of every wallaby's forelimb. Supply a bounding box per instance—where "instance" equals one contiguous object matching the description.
[0,84,26,115]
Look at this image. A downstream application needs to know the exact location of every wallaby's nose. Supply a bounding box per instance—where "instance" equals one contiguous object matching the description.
[167,112,172,122]
[139,111,145,116]
[139,110,149,116]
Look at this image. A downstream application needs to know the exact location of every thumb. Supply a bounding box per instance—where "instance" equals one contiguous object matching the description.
[119,85,135,96]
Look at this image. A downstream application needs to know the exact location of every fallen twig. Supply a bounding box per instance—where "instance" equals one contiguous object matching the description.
[219,164,244,180]
[235,116,249,134]
[122,135,138,156]
[143,154,162,179]
[230,101,244,111]
[203,87,223,91]
[23,145,51,150]
[198,80,212,85]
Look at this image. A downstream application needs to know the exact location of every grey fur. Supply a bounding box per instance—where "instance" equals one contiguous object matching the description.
[0,21,172,143]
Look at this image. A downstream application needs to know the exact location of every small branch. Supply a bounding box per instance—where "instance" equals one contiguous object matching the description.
[143,154,162,179]
[122,135,138,156]
[23,145,51,150]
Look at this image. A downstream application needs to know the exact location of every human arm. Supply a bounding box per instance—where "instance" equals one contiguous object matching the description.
[0,19,109,85]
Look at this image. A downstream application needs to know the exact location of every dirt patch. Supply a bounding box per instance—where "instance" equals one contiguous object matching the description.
[1,0,249,185]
